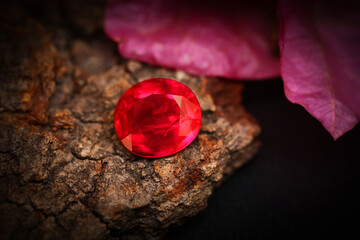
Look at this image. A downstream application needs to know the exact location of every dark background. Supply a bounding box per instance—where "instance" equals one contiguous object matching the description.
[166,80,360,239]
[3,1,359,239]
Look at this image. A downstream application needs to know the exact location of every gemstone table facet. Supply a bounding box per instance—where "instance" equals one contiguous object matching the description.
[114,78,202,158]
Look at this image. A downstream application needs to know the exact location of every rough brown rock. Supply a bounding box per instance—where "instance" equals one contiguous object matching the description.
[0,1,260,239]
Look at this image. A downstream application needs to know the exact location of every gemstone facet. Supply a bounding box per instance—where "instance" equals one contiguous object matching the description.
[114,78,202,158]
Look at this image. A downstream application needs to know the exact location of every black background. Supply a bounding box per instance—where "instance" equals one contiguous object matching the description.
[166,80,360,239]
[3,1,359,238]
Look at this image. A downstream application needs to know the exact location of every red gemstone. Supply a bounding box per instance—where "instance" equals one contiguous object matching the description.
[114,78,202,158]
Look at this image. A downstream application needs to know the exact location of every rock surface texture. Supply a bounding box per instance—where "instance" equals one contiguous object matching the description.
[0,1,260,239]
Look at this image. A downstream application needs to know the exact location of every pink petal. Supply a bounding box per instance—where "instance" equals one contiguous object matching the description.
[104,0,280,79]
[278,0,360,139]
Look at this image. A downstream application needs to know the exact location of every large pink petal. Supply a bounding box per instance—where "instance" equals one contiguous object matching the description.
[278,0,360,139]
[104,0,280,79]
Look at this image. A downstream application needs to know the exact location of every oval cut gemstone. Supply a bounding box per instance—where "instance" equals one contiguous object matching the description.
[114,78,202,158]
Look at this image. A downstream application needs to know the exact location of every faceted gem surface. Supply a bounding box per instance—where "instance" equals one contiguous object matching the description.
[114,78,202,158]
